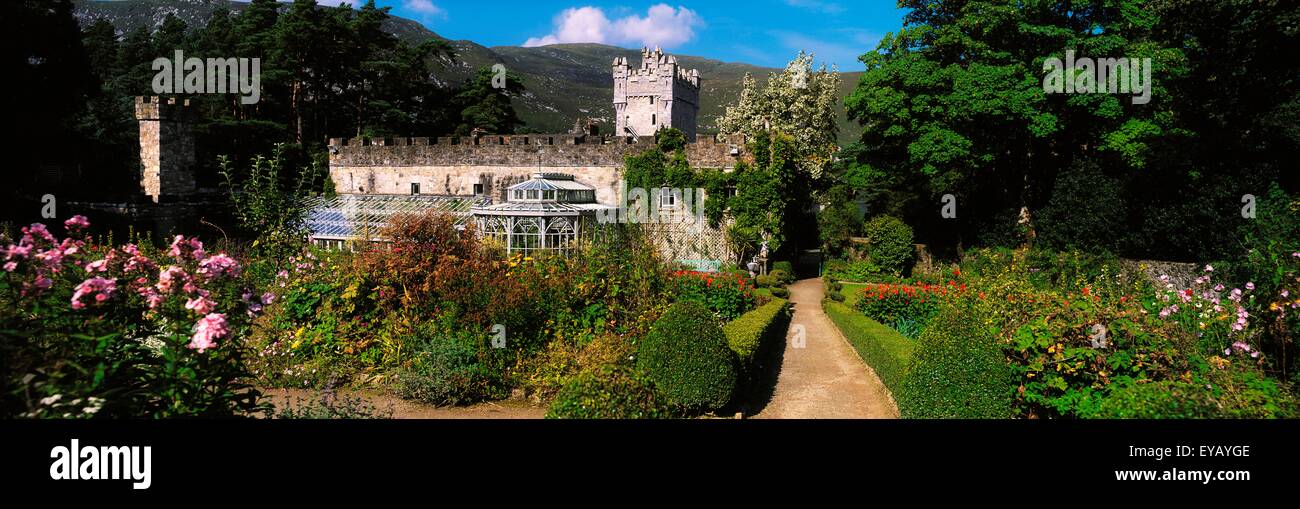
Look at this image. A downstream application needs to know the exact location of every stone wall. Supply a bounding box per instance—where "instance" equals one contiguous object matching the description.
[327,133,749,204]
[135,96,196,203]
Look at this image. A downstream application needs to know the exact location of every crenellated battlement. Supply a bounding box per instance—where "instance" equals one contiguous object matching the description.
[613,47,701,141]
[327,132,747,169]
[134,96,195,121]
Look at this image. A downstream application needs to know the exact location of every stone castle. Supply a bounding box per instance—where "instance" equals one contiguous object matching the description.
[129,49,741,263]
[613,46,701,141]
[324,47,743,206]
[134,48,743,207]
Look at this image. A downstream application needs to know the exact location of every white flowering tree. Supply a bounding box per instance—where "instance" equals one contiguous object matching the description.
[718,51,842,178]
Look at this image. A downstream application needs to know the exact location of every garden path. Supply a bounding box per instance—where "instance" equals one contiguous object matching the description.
[751,278,899,419]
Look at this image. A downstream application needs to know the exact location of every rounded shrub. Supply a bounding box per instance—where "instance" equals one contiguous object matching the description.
[773,261,795,278]
[862,215,915,276]
[897,304,1015,418]
[755,275,774,288]
[770,287,790,298]
[827,290,845,302]
[769,269,793,286]
[636,301,738,412]
[546,365,672,419]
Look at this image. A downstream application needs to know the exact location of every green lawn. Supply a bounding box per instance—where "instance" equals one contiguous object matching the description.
[840,282,870,307]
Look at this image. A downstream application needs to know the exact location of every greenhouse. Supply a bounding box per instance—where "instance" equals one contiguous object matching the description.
[472,173,614,255]
[305,194,489,249]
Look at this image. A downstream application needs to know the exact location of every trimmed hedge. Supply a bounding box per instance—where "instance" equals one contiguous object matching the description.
[823,301,914,392]
[546,365,672,419]
[724,298,791,369]
[636,301,738,412]
[896,304,1016,419]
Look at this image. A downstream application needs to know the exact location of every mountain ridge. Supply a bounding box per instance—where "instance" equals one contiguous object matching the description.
[72,0,863,145]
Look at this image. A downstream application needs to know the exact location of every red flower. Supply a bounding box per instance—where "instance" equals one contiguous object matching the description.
[1083,287,1091,296]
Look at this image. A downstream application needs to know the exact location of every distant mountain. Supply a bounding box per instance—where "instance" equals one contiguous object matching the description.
[72,0,863,145]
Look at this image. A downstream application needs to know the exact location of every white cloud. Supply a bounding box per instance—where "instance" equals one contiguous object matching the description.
[523,4,703,49]
[404,0,446,17]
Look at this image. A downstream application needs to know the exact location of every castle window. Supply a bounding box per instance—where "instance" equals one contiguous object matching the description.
[660,187,676,208]
[651,114,656,125]
[650,97,655,105]
[473,183,484,195]
[411,183,420,195]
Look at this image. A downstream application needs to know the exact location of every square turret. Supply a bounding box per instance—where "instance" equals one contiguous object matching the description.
[612,47,700,141]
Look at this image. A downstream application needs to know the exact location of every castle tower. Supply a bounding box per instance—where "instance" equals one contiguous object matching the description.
[613,47,701,141]
[135,96,196,203]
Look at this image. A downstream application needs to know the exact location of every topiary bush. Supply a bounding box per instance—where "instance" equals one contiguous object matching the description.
[862,215,915,276]
[773,261,795,279]
[546,365,672,419]
[755,275,774,288]
[898,304,1015,418]
[635,301,738,412]
[770,287,790,298]
[769,269,793,286]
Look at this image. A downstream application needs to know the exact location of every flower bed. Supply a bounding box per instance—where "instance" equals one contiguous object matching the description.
[2,217,271,417]
[853,276,966,339]
[668,270,757,321]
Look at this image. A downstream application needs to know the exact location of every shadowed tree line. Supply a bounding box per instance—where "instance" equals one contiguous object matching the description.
[829,0,1299,262]
[2,0,524,208]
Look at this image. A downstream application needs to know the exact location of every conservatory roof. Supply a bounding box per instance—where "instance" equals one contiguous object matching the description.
[509,173,596,192]
[305,193,490,240]
[471,201,613,217]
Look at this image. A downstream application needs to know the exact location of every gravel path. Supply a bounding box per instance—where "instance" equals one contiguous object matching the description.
[752,278,899,419]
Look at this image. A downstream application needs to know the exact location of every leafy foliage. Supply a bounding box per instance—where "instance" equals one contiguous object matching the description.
[1,217,270,418]
[635,301,738,412]
[897,303,1017,419]
[861,215,915,276]
[546,365,671,419]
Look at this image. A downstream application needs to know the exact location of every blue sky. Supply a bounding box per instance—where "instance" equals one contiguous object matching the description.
[319,1,908,70]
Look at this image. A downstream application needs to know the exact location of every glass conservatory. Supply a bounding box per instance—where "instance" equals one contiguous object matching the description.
[305,194,489,249]
[472,173,614,255]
